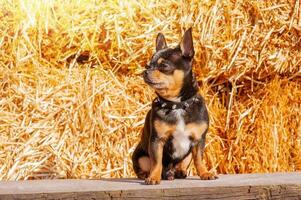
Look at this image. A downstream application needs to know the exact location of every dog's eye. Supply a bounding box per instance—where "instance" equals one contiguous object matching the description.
[159,63,173,73]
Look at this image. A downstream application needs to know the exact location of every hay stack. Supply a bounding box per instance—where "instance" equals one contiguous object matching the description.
[0,0,300,180]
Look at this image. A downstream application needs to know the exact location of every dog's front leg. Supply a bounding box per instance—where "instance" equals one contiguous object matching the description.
[192,143,218,180]
[145,137,164,185]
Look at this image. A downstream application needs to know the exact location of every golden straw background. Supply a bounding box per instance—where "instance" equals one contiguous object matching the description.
[0,0,300,180]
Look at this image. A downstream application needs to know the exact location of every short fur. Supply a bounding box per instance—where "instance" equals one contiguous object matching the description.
[132,28,217,185]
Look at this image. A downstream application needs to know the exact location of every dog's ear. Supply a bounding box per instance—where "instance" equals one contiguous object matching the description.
[156,33,167,51]
[180,28,194,58]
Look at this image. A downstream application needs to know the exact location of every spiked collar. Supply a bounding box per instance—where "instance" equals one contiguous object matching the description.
[153,94,199,111]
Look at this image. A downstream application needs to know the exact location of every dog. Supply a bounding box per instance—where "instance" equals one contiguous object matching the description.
[132,28,218,185]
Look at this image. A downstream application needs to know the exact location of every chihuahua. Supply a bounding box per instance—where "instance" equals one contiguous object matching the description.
[132,28,217,185]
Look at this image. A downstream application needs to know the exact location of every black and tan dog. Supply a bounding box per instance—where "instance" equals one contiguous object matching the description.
[132,28,217,185]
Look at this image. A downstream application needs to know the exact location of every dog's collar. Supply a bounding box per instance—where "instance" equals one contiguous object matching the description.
[153,95,199,110]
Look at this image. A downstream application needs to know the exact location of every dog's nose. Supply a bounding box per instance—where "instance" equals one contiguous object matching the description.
[144,70,151,77]
[145,61,151,69]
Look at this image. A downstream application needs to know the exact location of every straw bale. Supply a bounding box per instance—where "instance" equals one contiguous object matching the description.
[0,0,300,180]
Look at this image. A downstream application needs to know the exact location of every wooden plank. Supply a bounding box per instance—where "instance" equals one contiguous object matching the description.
[0,172,301,199]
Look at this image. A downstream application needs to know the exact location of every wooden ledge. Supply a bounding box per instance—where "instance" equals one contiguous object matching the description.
[0,172,301,199]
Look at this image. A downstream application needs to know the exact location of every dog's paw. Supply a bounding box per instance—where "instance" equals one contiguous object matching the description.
[199,172,218,180]
[145,176,161,185]
[165,173,175,181]
[162,169,175,181]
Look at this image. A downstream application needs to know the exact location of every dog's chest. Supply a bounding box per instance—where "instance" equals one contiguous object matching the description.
[155,107,208,160]
[169,110,194,159]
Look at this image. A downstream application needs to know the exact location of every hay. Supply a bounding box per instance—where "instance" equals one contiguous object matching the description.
[0,0,300,180]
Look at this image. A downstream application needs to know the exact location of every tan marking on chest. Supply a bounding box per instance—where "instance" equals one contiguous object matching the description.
[186,122,208,140]
[154,120,176,139]
[154,119,208,139]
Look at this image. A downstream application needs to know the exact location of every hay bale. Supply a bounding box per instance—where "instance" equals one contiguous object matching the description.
[0,0,300,180]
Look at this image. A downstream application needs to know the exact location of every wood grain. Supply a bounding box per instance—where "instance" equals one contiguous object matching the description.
[0,173,301,199]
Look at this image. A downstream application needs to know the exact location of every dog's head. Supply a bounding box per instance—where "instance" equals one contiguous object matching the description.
[143,28,195,102]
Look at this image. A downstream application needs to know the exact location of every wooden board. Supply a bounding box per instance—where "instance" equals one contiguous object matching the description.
[0,172,301,199]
